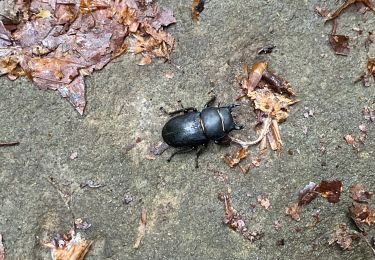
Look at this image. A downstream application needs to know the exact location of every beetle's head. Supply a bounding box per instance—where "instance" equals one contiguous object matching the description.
[218,104,244,133]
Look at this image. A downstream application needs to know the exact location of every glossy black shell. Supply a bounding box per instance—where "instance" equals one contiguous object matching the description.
[162,106,238,148]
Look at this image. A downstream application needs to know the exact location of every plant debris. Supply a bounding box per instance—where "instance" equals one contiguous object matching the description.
[218,191,262,242]
[80,179,105,189]
[74,218,92,230]
[0,0,176,114]
[362,106,375,122]
[0,234,4,260]
[43,229,92,260]
[133,208,147,249]
[285,202,301,221]
[227,62,298,168]
[328,223,360,250]
[223,147,248,167]
[191,0,205,21]
[274,219,282,231]
[298,181,318,206]
[257,45,276,55]
[315,180,343,203]
[0,141,19,147]
[257,194,271,210]
[325,0,375,21]
[350,202,375,225]
[286,180,342,221]
[349,184,373,203]
[329,33,350,56]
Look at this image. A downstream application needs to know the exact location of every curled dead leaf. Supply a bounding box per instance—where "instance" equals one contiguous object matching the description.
[43,230,92,260]
[315,180,342,203]
[223,147,248,167]
[350,202,375,225]
[349,184,373,203]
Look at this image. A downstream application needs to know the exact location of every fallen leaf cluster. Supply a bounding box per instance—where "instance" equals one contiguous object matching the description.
[0,0,176,114]
[43,229,92,260]
[225,62,298,169]
[218,191,263,242]
[285,180,343,221]
[328,184,375,254]
[317,0,375,56]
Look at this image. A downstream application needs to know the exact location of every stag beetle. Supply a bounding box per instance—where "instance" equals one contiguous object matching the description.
[162,96,243,168]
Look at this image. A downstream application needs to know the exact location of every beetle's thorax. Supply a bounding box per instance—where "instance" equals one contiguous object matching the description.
[200,107,236,141]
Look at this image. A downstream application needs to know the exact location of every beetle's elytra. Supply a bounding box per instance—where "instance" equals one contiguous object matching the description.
[162,96,243,168]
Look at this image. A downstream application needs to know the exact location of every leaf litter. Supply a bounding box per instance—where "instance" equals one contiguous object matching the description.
[285,180,342,221]
[0,0,176,114]
[225,62,298,169]
[43,229,92,260]
[218,190,263,242]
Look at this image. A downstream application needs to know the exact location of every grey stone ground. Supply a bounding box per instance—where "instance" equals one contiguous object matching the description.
[1,0,375,259]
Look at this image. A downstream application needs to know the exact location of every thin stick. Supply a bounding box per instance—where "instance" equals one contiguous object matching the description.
[0,141,19,147]
[230,116,271,148]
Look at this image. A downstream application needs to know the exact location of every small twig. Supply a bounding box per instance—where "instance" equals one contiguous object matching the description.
[133,208,147,249]
[230,116,271,148]
[0,141,19,147]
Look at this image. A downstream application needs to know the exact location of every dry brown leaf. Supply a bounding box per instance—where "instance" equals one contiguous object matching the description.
[349,184,373,203]
[43,230,92,260]
[241,62,267,94]
[315,180,342,203]
[257,194,271,210]
[328,223,360,250]
[344,134,356,145]
[350,202,375,225]
[285,202,300,221]
[138,55,152,66]
[223,147,249,167]
[0,0,176,114]
[134,208,147,249]
[329,34,350,56]
[298,181,318,206]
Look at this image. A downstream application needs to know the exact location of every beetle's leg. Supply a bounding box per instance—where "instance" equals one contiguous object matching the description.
[195,144,208,168]
[234,124,244,130]
[214,135,231,146]
[228,103,241,110]
[167,147,195,162]
[168,107,197,116]
[204,95,216,108]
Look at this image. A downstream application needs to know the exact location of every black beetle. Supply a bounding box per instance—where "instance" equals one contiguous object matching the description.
[162,96,243,168]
